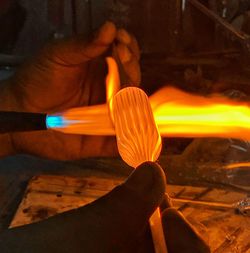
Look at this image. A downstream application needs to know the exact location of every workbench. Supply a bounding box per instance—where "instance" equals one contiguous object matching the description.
[0,154,249,252]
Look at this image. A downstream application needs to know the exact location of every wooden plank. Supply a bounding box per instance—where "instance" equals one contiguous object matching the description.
[10,175,122,228]
[10,174,250,252]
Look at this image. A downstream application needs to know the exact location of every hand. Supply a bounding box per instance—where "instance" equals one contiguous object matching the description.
[0,21,140,160]
[0,162,210,253]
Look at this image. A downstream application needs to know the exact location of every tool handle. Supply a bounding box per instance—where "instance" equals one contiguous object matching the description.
[0,111,47,133]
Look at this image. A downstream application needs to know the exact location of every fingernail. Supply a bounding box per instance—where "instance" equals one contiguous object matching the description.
[94,21,116,44]
[117,29,131,45]
[160,193,173,211]
[116,44,132,63]
[124,162,166,204]
[122,60,141,86]
[100,21,116,33]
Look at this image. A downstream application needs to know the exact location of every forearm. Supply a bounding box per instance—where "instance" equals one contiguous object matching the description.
[0,79,18,157]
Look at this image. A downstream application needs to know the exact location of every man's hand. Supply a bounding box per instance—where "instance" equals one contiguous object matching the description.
[0,21,140,159]
[0,162,210,253]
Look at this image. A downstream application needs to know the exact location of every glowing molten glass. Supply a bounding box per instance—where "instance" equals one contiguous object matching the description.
[111,87,162,168]
[111,86,167,253]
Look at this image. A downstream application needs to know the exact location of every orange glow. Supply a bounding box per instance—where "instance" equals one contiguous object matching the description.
[150,87,250,139]
[111,87,162,168]
[105,57,120,103]
[224,162,250,169]
[50,57,250,141]
[51,104,114,135]
[49,57,118,135]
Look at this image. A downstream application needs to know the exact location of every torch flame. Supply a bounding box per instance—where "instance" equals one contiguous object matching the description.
[105,57,120,103]
[150,87,250,139]
[48,58,250,141]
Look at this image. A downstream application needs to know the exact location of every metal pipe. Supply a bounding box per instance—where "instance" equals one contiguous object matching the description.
[0,111,47,133]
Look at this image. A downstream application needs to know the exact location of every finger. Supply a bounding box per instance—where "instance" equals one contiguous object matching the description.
[115,29,141,85]
[162,208,211,253]
[116,43,132,64]
[115,44,141,85]
[128,34,140,60]
[116,29,140,60]
[0,162,166,253]
[116,29,131,45]
[160,193,173,212]
[45,21,117,65]
[123,57,141,86]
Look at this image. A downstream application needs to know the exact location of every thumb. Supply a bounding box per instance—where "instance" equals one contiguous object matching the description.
[45,21,116,65]
[162,208,211,253]
[0,162,166,253]
[79,161,166,252]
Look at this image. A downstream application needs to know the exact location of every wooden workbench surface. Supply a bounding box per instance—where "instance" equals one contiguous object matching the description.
[0,154,249,252]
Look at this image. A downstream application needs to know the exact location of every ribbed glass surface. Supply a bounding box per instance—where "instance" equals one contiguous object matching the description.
[111,87,162,168]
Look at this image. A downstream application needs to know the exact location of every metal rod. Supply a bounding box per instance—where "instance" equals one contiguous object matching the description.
[173,197,250,215]
[0,111,47,133]
[187,0,250,54]
[173,197,234,210]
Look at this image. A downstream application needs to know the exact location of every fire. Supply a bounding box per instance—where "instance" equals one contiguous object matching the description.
[47,57,250,141]
[150,87,250,139]
[47,104,114,135]
[105,57,120,103]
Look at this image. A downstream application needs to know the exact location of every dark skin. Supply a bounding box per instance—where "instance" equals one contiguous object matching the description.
[0,22,210,252]
[0,162,210,253]
[0,21,140,159]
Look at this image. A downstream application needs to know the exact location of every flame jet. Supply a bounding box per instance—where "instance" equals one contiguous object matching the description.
[1,56,250,140]
[48,58,250,141]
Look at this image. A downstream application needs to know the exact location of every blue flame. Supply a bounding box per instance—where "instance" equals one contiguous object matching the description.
[46,115,77,129]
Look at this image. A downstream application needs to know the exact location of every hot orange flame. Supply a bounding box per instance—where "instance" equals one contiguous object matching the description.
[50,57,250,141]
[53,104,114,135]
[105,57,120,103]
[150,87,250,139]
